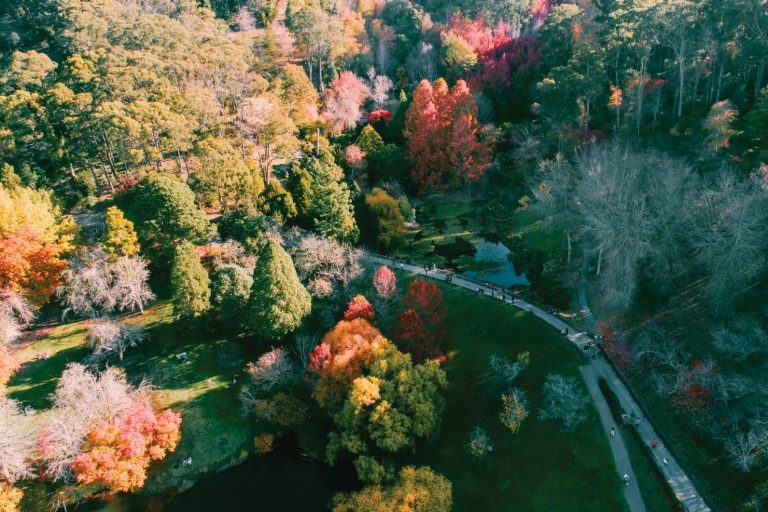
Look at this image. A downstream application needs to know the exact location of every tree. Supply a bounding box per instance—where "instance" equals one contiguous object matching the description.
[85,317,147,363]
[239,348,301,414]
[259,181,297,223]
[703,100,738,154]
[292,331,320,367]
[192,137,264,208]
[102,206,139,258]
[37,364,148,481]
[344,295,374,321]
[57,248,116,319]
[323,72,370,134]
[405,79,489,194]
[211,264,252,329]
[304,151,359,243]
[538,374,590,430]
[372,76,393,108]
[70,402,181,493]
[286,233,363,296]
[359,189,406,252]
[0,289,35,347]
[326,340,447,480]
[356,125,384,156]
[247,239,311,340]
[373,266,396,298]
[112,256,155,314]
[439,31,478,81]
[500,389,529,435]
[392,279,447,362]
[331,466,452,512]
[0,481,23,512]
[0,398,36,483]
[170,241,211,319]
[711,317,768,362]
[0,227,66,307]
[466,425,492,460]
[116,176,212,266]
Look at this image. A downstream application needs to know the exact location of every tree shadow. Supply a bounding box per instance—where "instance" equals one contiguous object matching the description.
[7,343,91,407]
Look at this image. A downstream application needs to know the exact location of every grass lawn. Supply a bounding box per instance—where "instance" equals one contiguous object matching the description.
[396,272,629,512]
[7,301,255,500]
[514,209,567,253]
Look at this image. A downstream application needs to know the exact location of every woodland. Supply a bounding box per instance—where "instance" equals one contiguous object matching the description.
[1,0,768,510]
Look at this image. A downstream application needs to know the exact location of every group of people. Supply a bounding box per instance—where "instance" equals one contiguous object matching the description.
[36,353,51,361]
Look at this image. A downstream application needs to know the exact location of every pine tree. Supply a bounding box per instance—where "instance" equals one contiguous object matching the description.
[102,206,139,258]
[247,239,311,340]
[306,151,359,243]
[170,241,211,319]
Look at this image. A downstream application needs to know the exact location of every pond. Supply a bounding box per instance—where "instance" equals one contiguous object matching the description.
[463,239,530,288]
[79,442,356,512]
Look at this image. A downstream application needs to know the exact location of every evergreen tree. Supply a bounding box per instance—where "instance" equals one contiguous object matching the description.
[355,125,384,156]
[211,264,252,329]
[102,206,139,258]
[170,241,211,319]
[247,239,311,340]
[305,150,359,243]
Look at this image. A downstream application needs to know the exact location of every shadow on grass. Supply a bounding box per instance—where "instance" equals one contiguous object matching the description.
[7,343,91,407]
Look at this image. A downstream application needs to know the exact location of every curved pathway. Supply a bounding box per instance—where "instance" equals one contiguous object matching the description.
[361,254,710,512]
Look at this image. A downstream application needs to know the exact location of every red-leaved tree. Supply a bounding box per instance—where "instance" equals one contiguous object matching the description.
[404,79,489,194]
[367,109,393,124]
[392,279,448,363]
[70,402,181,493]
[344,295,375,321]
[373,265,396,298]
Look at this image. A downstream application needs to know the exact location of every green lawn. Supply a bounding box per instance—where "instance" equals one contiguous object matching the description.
[7,302,254,499]
[514,209,567,253]
[397,272,629,511]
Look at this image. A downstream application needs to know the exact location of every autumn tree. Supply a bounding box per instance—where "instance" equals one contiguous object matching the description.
[0,398,36,484]
[392,279,448,363]
[373,266,396,299]
[331,466,452,512]
[247,239,311,340]
[703,100,738,154]
[358,188,406,252]
[323,71,370,134]
[326,339,447,483]
[0,289,35,347]
[404,79,489,194]
[85,317,147,363]
[102,206,139,258]
[170,241,210,319]
[344,295,374,321]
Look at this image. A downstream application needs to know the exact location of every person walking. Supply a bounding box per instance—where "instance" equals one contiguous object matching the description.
[663,458,668,465]
[624,475,630,486]
[652,439,658,449]
[611,427,615,437]
[635,418,640,427]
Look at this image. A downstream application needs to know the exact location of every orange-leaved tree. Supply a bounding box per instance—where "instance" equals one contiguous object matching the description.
[0,227,66,306]
[70,402,181,493]
[344,295,374,321]
[404,78,489,194]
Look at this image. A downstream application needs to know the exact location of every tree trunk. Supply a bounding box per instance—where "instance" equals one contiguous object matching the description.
[596,248,603,277]
[68,163,77,181]
[756,62,765,99]
[677,42,685,118]
[176,148,187,181]
[101,159,115,194]
[636,55,647,135]
[566,229,572,264]
[614,48,621,129]
[585,95,591,135]
[88,160,103,196]
[101,130,119,179]
[691,58,700,115]
[316,127,320,157]
[716,63,724,103]
[307,46,312,84]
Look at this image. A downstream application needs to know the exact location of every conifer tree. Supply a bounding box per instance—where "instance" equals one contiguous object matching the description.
[247,239,311,340]
[305,151,359,243]
[170,241,210,319]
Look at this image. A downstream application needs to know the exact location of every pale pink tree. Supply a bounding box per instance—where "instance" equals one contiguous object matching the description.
[323,71,370,134]
[344,144,367,180]
[373,265,396,298]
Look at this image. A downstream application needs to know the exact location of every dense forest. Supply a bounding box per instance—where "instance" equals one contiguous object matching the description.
[2,0,768,510]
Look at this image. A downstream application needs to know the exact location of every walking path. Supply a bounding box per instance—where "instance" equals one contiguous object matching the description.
[362,254,710,512]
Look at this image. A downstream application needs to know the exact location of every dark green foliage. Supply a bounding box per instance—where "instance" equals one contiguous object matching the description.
[170,240,211,319]
[381,0,422,44]
[303,150,359,243]
[397,196,413,222]
[116,175,212,267]
[286,164,314,227]
[259,181,297,223]
[247,239,311,341]
[368,144,408,183]
[211,264,252,329]
[217,207,280,254]
[387,91,410,145]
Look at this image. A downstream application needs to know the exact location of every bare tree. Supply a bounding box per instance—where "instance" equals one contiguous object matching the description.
[292,331,320,367]
[239,348,300,414]
[372,75,394,108]
[465,426,492,460]
[85,317,147,362]
[538,374,590,430]
[57,248,116,319]
[286,233,363,293]
[488,355,525,395]
[39,364,147,480]
[712,317,768,361]
[634,325,689,371]
[0,289,36,346]
[689,172,768,314]
[376,37,393,77]
[0,398,36,483]
[113,256,155,314]
[472,91,493,124]
[406,42,437,84]
[237,6,257,31]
